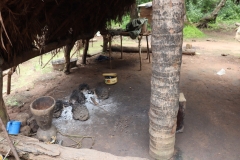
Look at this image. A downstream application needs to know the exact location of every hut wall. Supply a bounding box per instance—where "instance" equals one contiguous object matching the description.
[139,7,152,26]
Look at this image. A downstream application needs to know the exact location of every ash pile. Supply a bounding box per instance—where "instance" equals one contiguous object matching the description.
[53,83,109,121]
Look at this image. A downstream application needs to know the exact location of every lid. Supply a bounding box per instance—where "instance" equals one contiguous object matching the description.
[103,73,117,77]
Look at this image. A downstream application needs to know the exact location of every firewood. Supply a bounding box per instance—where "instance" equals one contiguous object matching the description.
[0,132,147,160]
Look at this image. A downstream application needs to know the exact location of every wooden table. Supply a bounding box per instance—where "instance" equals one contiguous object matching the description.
[102,30,151,71]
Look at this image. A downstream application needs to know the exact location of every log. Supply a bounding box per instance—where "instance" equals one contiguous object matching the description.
[197,0,227,28]
[0,133,148,160]
[235,22,240,27]
[111,45,195,55]
[111,45,152,53]
[182,49,196,55]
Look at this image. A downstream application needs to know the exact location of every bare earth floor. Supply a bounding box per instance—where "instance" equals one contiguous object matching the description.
[3,31,240,160]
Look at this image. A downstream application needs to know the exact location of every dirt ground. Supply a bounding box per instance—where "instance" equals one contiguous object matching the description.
[3,30,240,160]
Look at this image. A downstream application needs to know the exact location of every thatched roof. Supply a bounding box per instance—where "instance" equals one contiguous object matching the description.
[0,0,135,70]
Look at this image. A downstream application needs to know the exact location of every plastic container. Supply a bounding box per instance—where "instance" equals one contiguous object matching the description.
[102,73,117,85]
[51,58,78,71]
[6,120,21,135]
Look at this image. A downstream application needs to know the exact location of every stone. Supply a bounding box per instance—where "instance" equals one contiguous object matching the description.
[79,83,90,91]
[20,126,31,136]
[186,43,192,49]
[53,100,63,118]
[72,103,89,121]
[69,90,85,104]
[37,125,57,142]
[95,86,109,99]
[27,117,39,133]
[15,112,30,126]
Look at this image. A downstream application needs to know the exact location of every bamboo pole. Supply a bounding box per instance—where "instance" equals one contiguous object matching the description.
[42,52,58,69]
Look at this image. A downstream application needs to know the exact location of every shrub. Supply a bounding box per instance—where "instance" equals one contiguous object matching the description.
[183,25,205,38]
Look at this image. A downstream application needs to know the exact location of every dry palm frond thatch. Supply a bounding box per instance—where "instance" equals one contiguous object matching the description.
[0,0,135,70]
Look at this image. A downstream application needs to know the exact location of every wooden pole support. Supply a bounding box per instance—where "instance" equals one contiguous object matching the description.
[7,67,16,95]
[7,73,11,95]
[82,39,90,65]
[109,35,112,69]
[120,35,123,59]
[138,35,142,71]
[146,35,150,63]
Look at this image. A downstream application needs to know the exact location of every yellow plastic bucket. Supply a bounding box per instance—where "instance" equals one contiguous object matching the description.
[102,73,117,85]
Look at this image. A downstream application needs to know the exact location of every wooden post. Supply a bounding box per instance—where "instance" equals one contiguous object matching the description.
[109,35,112,69]
[146,35,150,63]
[7,72,11,95]
[6,67,16,95]
[120,35,123,59]
[138,35,142,71]
[0,58,9,126]
[102,35,109,52]
[64,41,75,75]
[82,39,89,65]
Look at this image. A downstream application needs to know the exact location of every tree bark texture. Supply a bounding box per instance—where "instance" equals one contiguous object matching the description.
[197,0,227,28]
[149,0,184,159]
[130,1,138,21]
[102,35,109,52]
[63,41,75,74]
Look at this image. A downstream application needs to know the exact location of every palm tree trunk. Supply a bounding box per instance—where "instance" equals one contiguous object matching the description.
[149,0,184,159]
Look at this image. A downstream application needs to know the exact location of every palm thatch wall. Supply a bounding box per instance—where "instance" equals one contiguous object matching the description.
[0,0,135,70]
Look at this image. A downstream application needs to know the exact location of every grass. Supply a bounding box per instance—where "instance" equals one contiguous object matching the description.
[5,97,21,107]
[207,19,240,31]
[183,25,206,39]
